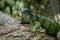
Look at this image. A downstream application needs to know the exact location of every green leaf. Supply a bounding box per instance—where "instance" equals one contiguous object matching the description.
[6,0,15,6]
[15,0,20,9]
[46,23,57,35]
[0,1,5,9]
[3,6,10,14]
[31,21,41,33]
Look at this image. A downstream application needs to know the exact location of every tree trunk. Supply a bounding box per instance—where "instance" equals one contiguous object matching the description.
[46,0,60,23]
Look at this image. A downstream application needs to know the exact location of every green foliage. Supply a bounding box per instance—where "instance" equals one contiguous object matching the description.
[6,0,15,6]
[3,6,10,14]
[46,23,57,36]
[31,15,60,36]
[0,0,30,22]
[0,0,5,9]
[0,0,60,39]
[31,21,41,33]
[38,15,60,36]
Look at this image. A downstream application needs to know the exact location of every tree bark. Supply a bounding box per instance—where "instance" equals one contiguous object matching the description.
[46,0,60,23]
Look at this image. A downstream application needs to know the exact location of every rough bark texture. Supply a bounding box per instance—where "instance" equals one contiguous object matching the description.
[46,0,60,23]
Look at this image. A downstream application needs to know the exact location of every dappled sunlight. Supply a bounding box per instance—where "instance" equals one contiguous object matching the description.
[54,14,60,24]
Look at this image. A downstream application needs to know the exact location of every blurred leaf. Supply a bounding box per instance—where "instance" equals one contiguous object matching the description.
[3,6,10,14]
[0,1,5,9]
[6,0,15,6]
